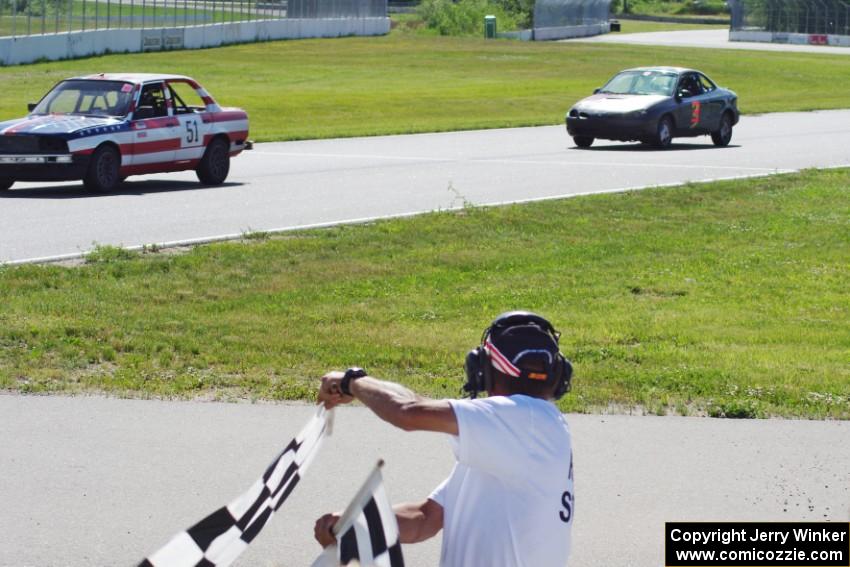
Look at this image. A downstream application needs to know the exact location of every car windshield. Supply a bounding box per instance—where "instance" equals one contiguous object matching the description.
[31,79,135,118]
[599,71,678,96]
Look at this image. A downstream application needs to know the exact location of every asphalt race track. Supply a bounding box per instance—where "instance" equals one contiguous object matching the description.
[567,28,850,55]
[1,395,848,567]
[3,109,850,264]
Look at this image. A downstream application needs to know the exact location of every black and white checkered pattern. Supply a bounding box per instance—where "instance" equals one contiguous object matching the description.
[140,406,331,567]
[311,461,404,567]
[337,489,404,567]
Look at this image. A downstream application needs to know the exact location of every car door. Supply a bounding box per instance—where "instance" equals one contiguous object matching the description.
[696,73,724,132]
[167,80,212,166]
[130,81,178,170]
[673,73,715,134]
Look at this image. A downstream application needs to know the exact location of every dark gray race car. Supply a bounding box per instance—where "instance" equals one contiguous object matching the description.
[565,67,739,149]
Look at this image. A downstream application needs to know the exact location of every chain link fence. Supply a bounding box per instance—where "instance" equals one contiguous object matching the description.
[0,0,386,37]
[533,0,610,28]
[288,0,384,17]
[729,0,850,35]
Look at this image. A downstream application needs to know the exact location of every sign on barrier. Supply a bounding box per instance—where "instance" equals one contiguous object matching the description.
[141,30,163,51]
[164,30,186,49]
[142,29,186,51]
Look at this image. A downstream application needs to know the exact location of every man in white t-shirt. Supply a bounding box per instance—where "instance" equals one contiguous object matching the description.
[314,311,575,567]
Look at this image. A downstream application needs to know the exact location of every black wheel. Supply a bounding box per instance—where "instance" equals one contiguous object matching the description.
[652,116,673,148]
[573,136,594,148]
[196,138,230,185]
[0,178,13,191]
[84,145,121,193]
[711,112,733,147]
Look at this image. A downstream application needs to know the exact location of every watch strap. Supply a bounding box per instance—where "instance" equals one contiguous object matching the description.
[340,367,367,396]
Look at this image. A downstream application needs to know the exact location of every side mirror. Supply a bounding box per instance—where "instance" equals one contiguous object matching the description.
[593,87,601,94]
[27,102,37,112]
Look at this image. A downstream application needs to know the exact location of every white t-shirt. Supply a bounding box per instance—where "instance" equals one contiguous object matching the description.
[429,395,574,567]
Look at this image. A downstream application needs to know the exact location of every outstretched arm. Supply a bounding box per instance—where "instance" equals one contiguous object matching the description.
[318,371,458,435]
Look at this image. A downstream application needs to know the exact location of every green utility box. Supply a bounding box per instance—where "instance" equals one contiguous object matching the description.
[484,15,497,38]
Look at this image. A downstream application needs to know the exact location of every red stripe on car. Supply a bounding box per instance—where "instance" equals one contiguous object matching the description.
[213,110,249,122]
[119,138,182,155]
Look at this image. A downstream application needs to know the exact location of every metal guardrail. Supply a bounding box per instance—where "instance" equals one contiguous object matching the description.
[0,0,384,37]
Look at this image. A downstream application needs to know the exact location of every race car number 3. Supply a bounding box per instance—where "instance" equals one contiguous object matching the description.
[690,102,701,128]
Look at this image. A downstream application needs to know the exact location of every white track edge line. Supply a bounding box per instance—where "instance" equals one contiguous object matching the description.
[2,165,844,267]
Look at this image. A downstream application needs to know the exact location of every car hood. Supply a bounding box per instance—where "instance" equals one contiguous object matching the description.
[0,114,125,137]
[573,94,668,113]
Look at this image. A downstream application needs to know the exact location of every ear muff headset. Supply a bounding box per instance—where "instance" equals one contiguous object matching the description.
[463,311,573,400]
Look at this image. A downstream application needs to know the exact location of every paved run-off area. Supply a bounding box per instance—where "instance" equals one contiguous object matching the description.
[1,394,847,566]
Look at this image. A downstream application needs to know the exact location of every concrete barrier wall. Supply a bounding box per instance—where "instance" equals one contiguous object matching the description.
[0,17,390,66]
[533,22,609,41]
[182,17,388,49]
[0,31,141,66]
[730,29,850,47]
[497,30,534,41]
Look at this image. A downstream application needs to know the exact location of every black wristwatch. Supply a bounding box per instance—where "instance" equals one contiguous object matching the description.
[340,367,367,396]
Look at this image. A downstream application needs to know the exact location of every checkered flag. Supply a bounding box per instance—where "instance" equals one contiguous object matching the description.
[311,460,404,567]
[140,405,333,567]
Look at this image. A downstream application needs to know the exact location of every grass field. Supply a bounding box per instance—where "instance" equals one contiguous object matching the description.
[1,30,849,141]
[2,169,848,419]
[1,25,848,420]
[392,12,727,35]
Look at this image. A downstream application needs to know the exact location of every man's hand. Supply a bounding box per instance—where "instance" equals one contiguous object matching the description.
[313,512,341,548]
[318,371,354,410]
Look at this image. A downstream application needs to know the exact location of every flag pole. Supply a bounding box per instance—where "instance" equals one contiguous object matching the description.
[332,459,385,536]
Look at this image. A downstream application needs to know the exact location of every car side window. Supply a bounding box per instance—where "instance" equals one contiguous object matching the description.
[168,81,208,115]
[678,74,702,98]
[698,74,716,93]
[137,83,168,118]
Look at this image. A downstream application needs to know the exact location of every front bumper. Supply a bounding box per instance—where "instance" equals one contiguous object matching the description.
[0,154,89,181]
[566,114,657,142]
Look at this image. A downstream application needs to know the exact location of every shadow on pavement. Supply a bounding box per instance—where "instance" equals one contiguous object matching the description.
[573,142,742,152]
[0,180,243,199]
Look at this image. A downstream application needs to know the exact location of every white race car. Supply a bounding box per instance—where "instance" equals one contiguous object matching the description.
[0,73,251,192]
